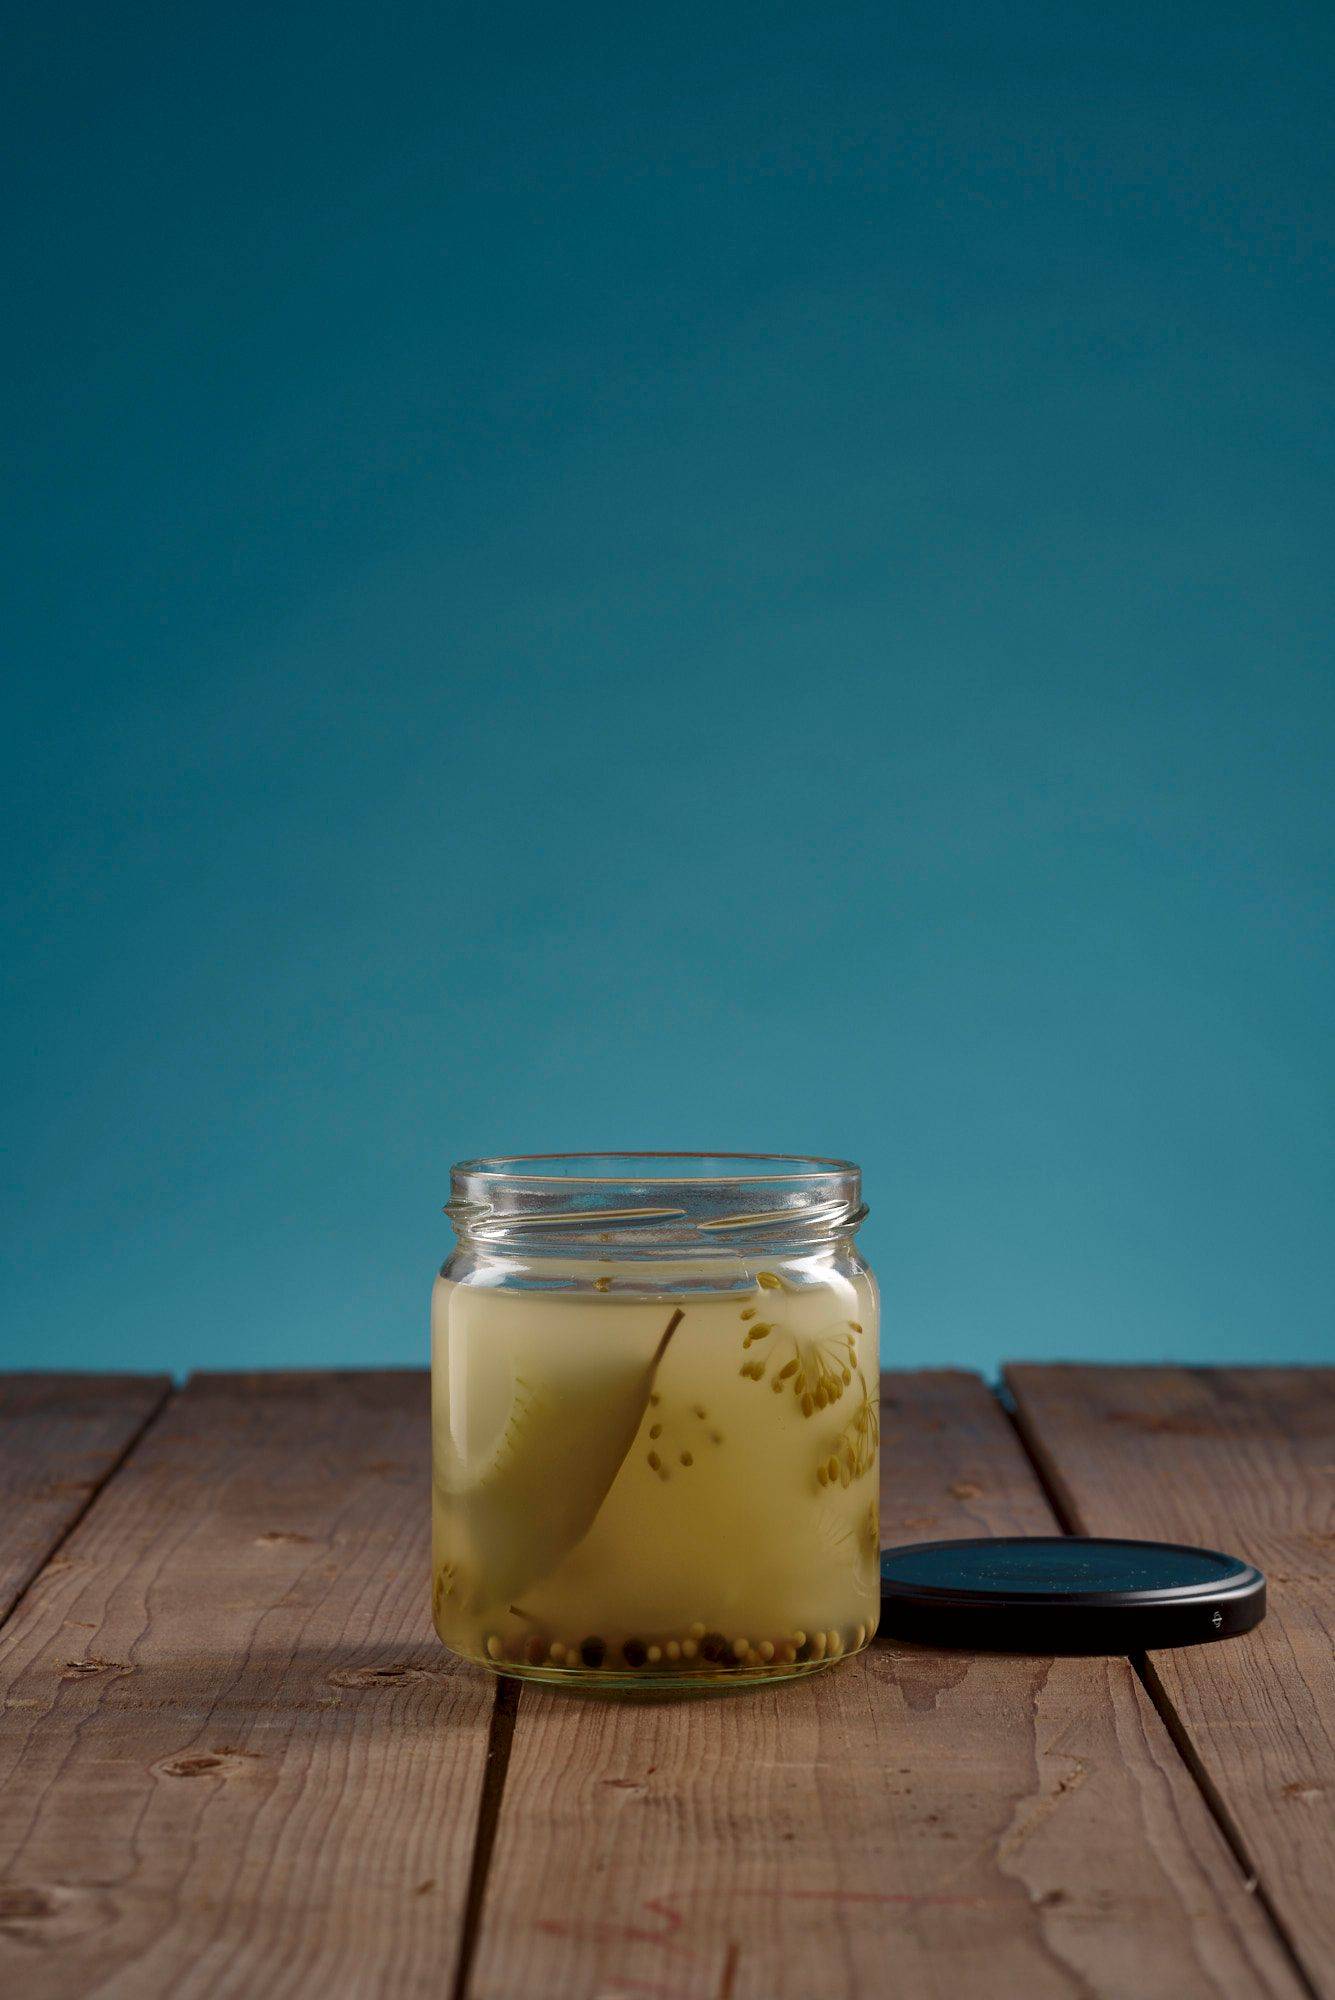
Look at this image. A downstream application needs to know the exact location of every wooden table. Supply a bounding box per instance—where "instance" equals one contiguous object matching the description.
[0,1367,1330,1999]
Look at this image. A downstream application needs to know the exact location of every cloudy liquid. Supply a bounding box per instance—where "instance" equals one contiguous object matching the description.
[431,1258,879,1686]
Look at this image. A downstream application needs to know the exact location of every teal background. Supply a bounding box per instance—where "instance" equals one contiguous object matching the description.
[4,3,1332,1377]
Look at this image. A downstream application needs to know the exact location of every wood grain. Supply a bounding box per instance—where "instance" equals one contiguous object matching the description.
[1008,1364,1335,2000]
[0,1371,495,1999]
[464,1371,1303,2000]
[0,1374,170,1626]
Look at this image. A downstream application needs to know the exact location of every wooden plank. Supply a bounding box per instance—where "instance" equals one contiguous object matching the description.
[465,1370,1305,2000]
[1008,1364,1335,2000]
[0,1370,495,1999]
[0,1373,171,1626]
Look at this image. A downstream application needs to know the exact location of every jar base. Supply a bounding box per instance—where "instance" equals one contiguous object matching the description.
[453,1649,865,1694]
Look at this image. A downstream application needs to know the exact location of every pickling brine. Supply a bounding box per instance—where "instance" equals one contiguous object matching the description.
[431,1229,880,1688]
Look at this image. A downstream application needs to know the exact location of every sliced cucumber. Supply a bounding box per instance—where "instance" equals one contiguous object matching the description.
[435,1306,682,1612]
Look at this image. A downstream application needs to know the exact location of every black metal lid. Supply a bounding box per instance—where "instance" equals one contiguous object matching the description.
[879,1536,1266,1654]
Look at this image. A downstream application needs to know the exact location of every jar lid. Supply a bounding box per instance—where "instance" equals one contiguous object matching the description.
[878,1536,1265,1653]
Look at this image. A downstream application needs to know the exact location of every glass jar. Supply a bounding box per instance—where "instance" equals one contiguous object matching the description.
[430,1153,879,1689]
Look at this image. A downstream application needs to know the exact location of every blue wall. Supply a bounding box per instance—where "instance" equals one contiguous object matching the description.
[4,2,1332,1377]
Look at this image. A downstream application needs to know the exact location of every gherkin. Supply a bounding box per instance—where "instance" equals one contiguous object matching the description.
[433,1307,681,1612]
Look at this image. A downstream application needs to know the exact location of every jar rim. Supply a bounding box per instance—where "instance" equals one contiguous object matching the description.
[452,1151,858,1185]
[446,1153,866,1253]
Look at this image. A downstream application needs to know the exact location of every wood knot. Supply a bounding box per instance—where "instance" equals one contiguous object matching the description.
[326,1663,436,1690]
[154,1748,255,1782]
[35,1478,96,1500]
[0,1882,117,1942]
[1105,1408,1216,1437]
[0,1885,57,1921]
[58,1657,133,1681]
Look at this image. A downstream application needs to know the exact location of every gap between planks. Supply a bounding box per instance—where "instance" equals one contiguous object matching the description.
[1004,1381,1323,2000]
[0,1370,498,2000]
[0,1376,175,1639]
[450,1674,520,2000]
